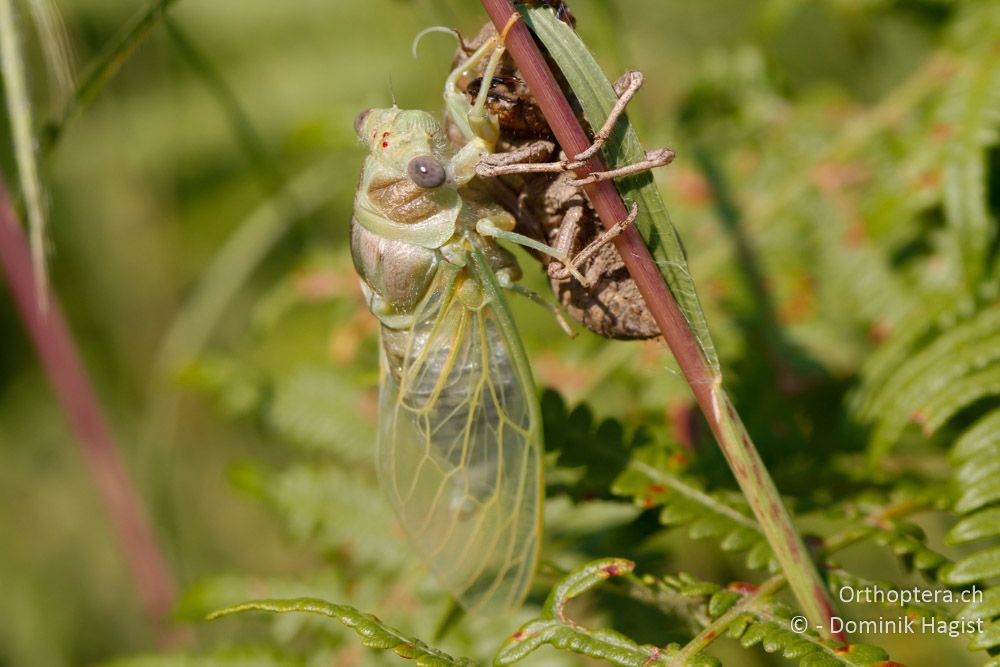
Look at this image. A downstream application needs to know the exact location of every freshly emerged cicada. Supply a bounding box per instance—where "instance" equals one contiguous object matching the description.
[351,34,556,613]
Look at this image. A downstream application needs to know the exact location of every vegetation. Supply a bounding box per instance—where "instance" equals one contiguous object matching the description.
[0,0,997,665]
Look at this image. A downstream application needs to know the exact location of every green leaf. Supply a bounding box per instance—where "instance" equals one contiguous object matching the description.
[954,475,1000,515]
[960,586,1000,622]
[942,545,1000,586]
[969,619,1000,651]
[951,411,1000,463]
[209,598,479,667]
[938,4,1000,287]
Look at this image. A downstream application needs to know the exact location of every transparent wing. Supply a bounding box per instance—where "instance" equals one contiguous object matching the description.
[376,261,542,614]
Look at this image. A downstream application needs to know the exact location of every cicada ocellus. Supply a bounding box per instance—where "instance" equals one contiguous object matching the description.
[350,35,547,613]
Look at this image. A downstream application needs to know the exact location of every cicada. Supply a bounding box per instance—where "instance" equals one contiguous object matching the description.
[350,34,554,613]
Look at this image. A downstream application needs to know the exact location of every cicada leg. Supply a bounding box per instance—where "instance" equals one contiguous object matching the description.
[444,13,520,151]
[495,268,575,337]
[547,202,639,282]
[475,214,590,286]
[475,70,675,186]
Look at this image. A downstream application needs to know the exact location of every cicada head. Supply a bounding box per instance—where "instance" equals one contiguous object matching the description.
[356,108,453,181]
[352,107,463,250]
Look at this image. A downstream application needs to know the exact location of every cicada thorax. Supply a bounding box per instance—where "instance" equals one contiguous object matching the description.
[366,171,447,224]
[447,19,660,340]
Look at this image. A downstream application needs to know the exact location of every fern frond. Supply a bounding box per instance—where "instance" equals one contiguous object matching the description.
[267,368,374,463]
[944,408,1000,657]
[209,598,478,667]
[496,559,719,667]
[721,608,889,667]
[174,573,347,623]
[852,298,1000,461]
[938,2,1000,287]
[869,518,951,579]
[260,463,405,571]
[636,571,894,667]
[614,450,776,571]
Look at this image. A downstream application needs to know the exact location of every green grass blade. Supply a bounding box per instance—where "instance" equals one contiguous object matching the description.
[0,0,49,305]
[24,0,74,114]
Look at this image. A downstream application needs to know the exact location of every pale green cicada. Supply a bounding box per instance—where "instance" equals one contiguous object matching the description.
[350,31,568,613]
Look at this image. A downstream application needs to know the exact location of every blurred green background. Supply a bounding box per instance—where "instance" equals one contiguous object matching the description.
[0,0,993,665]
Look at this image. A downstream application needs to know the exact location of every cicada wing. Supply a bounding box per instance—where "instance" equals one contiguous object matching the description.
[376,265,542,614]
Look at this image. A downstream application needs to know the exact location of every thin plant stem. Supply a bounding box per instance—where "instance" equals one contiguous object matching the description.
[479,0,841,641]
[0,178,177,635]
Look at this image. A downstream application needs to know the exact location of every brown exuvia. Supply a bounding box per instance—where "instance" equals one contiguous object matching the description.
[446,18,665,340]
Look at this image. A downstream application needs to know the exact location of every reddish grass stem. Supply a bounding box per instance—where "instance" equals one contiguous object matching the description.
[0,180,177,634]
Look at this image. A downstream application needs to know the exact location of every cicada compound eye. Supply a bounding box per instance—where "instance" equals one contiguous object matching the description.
[354,108,373,138]
[406,155,446,189]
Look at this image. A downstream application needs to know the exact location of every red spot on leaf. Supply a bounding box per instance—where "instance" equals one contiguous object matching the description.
[382,141,389,148]
[727,581,758,594]
[602,563,623,577]
[647,484,666,494]
[641,647,662,667]
[512,630,526,641]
